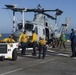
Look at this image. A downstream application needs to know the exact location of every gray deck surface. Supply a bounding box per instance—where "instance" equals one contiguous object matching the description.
[0,42,76,75]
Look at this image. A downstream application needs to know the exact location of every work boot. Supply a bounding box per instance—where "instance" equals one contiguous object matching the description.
[32,53,36,56]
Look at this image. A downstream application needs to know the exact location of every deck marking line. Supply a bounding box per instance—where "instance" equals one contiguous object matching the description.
[47,49,70,57]
[0,58,58,75]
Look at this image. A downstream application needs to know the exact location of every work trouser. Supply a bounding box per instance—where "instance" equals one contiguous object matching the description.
[71,42,73,56]
[72,42,76,57]
[32,41,37,55]
[21,42,27,55]
[38,45,47,59]
[59,40,66,49]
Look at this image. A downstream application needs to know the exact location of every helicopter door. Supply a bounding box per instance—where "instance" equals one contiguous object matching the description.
[45,28,49,41]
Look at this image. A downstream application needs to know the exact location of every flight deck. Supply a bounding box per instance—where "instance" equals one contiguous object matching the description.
[0,42,76,75]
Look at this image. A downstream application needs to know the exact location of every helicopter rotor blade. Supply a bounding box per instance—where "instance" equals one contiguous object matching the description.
[26,9,37,12]
[42,9,57,12]
[26,9,44,13]
[43,12,56,20]
[26,9,56,12]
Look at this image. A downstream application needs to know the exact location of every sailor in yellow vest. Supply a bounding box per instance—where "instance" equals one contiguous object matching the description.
[3,34,15,43]
[19,30,29,55]
[38,37,47,59]
[31,30,37,56]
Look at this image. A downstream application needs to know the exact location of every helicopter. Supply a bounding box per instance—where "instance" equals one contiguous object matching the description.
[4,4,66,45]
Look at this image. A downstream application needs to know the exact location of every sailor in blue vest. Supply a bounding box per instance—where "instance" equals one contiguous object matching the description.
[70,28,74,57]
[70,29,76,57]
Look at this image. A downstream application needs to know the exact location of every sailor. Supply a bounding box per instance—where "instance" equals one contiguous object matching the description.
[70,29,76,57]
[59,32,66,50]
[19,30,29,55]
[31,30,37,56]
[38,37,47,59]
[70,28,74,57]
[3,34,15,43]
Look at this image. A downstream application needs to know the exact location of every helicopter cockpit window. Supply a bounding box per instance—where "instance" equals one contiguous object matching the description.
[17,23,23,30]
[45,22,48,27]
[25,23,33,31]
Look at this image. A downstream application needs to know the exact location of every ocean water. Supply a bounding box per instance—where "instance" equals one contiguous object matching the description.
[66,35,70,40]
[65,33,70,40]
[0,33,10,39]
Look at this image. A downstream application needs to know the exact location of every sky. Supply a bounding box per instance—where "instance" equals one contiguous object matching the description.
[0,0,76,33]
